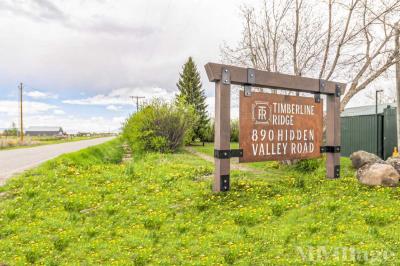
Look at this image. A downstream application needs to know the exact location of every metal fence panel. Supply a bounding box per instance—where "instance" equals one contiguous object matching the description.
[341,114,383,157]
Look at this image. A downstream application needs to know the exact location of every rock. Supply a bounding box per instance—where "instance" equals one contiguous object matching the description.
[386,157,400,174]
[357,163,399,187]
[350,151,384,169]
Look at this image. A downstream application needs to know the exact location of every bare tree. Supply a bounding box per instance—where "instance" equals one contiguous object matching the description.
[221,0,400,111]
[365,87,396,104]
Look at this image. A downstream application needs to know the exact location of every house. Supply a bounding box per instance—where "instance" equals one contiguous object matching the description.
[25,126,65,137]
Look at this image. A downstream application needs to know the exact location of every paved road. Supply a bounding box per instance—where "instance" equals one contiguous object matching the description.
[0,137,114,185]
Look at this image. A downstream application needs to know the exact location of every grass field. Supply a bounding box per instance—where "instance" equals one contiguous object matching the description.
[1,140,400,264]
[0,135,102,150]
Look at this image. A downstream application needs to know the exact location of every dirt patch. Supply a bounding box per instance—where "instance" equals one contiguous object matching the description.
[122,143,132,162]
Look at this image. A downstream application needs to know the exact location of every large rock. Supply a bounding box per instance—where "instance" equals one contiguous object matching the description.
[386,157,400,174]
[357,163,399,187]
[350,151,384,169]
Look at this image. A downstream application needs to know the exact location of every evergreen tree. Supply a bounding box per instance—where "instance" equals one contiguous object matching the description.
[176,57,209,142]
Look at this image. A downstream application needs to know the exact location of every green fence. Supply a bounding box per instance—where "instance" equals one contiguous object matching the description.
[341,107,397,159]
[383,107,398,159]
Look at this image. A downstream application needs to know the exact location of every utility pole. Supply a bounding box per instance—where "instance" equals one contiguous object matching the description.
[129,96,145,112]
[395,23,400,151]
[19,82,24,142]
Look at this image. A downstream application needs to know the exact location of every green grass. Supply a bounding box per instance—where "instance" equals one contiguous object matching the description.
[1,140,400,264]
[189,142,228,156]
[190,142,237,156]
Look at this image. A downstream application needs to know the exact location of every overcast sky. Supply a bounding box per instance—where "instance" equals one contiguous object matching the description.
[0,0,395,133]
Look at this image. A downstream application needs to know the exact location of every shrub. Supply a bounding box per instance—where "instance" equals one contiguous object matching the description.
[183,123,196,145]
[200,119,239,143]
[123,100,194,153]
[203,120,214,142]
[230,119,239,142]
[292,158,322,173]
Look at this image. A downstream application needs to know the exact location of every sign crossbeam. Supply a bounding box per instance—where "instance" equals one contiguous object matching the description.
[205,63,346,95]
[206,62,345,192]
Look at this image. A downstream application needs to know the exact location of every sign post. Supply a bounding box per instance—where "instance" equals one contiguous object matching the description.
[205,63,346,192]
[213,68,231,192]
[326,93,341,178]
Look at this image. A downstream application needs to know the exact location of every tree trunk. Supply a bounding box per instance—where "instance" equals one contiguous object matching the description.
[339,84,357,112]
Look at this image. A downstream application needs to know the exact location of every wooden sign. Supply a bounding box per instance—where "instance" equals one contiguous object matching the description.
[205,63,345,192]
[239,91,323,162]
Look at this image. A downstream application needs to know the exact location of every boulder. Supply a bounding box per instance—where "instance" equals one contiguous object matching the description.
[357,163,399,187]
[386,157,400,174]
[350,151,384,169]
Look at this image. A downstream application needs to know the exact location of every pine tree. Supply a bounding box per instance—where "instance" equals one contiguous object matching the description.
[176,57,209,142]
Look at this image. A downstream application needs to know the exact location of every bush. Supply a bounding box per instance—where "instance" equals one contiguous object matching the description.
[292,158,322,173]
[230,119,239,142]
[203,120,214,142]
[200,119,239,143]
[123,100,194,153]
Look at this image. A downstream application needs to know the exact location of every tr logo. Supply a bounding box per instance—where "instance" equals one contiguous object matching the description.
[252,101,272,125]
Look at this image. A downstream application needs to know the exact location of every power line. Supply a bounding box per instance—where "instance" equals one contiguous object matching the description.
[129,96,145,112]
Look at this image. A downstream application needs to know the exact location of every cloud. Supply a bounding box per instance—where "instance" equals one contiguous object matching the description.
[0,0,67,23]
[53,109,65,115]
[206,86,241,119]
[112,116,126,124]
[0,0,155,37]
[81,17,156,37]
[33,0,66,20]
[0,0,256,132]
[0,100,57,116]
[63,87,174,106]
[24,90,58,99]
[0,0,248,102]
[106,105,122,111]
